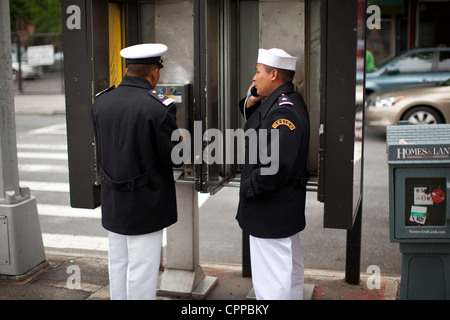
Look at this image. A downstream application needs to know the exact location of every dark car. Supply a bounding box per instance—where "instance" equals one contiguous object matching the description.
[362,47,450,95]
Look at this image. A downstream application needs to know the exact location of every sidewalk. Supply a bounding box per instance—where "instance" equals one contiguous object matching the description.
[0,250,400,300]
[14,94,66,115]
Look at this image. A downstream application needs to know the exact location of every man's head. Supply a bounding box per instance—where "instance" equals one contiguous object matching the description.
[120,43,167,88]
[126,64,161,89]
[252,48,297,97]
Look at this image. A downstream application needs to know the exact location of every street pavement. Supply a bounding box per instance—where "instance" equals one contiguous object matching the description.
[0,93,401,302]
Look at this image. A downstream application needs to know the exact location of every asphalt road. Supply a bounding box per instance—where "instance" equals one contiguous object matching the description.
[14,114,402,276]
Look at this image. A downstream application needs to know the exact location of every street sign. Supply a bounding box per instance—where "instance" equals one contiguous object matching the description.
[27,45,55,66]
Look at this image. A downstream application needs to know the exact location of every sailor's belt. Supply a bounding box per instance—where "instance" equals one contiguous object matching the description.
[101,169,150,191]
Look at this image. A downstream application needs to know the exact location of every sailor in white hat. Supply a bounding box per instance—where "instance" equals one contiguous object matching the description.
[120,43,167,66]
[236,48,310,300]
[119,43,168,88]
[92,43,181,300]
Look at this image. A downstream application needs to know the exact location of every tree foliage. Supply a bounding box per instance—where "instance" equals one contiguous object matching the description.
[10,0,62,33]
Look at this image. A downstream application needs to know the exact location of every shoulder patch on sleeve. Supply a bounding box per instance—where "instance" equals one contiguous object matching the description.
[95,85,115,98]
[278,94,293,106]
[272,118,296,130]
[149,90,175,107]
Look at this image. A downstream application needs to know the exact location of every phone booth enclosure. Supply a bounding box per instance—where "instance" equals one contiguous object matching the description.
[61,0,365,233]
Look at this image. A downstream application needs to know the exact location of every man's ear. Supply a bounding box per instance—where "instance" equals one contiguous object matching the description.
[146,67,160,88]
[149,68,159,82]
[125,67,130,76]
[270,68,278,81]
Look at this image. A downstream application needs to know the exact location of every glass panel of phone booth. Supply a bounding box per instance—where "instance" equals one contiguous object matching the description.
[305,0,321,181]
[319,0,366,229]
[193,0,219,193]
[193,0,241,194]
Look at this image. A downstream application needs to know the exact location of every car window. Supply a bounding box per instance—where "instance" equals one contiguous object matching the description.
[391,51,434,74]
[438,51,450,72]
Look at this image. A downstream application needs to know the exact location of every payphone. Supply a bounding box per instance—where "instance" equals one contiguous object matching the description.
[154,84,191,132]
[387,123,450,299]
[155,83,193,177]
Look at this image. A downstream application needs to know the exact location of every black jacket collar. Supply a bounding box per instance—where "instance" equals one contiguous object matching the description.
[259,82,295,119]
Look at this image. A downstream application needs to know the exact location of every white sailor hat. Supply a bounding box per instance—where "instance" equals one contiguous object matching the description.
[257,48,297,71]
[120,43,168,65]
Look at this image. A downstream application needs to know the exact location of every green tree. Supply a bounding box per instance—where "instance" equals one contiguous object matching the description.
[9,0,34,31]
[10,0,61,33]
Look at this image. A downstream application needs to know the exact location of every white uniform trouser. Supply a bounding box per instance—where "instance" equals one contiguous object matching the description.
[250,233,304,300]
[108,230,163,300]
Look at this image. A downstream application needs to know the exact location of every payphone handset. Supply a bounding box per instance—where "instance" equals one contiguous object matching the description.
[243,86,259,122]
[250,86,259,97]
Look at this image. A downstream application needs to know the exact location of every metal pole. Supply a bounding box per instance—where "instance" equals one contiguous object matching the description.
[16,33,23,93]
[345,201,362,284]
[159,183,217,298]
[0,0,21,197]
[0,0,45,277]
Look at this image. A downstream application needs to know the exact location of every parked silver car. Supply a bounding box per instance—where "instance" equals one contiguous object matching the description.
[365,78,450,130]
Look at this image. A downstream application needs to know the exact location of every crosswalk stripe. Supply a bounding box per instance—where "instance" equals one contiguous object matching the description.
[21,181,69,193]
[28,123,66,135]
[18,143,67,151]
[37,204,101,218]
[19,164,68,173]
[18,152,68,160]
[42,233,108,252]
[42,231,169,252]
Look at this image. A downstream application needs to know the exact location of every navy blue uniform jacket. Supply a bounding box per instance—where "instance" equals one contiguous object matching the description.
[92,76,180,235]
[236,82,310,238]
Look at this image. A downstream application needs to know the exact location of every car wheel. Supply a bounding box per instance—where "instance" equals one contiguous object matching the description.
[401,106,443,125]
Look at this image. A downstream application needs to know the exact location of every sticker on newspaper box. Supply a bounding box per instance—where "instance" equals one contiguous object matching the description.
[410,205,427,225]
[414,187,433,205]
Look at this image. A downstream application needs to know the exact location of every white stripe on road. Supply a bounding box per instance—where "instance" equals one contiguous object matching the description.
[18,143,67,151]
[18,152,68,160]
[21,181,69,193]
[37,204,101,219]
[41,232,169,253]
[42,233,108,252]
[28,123,66,135]
[19,164,68,173]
